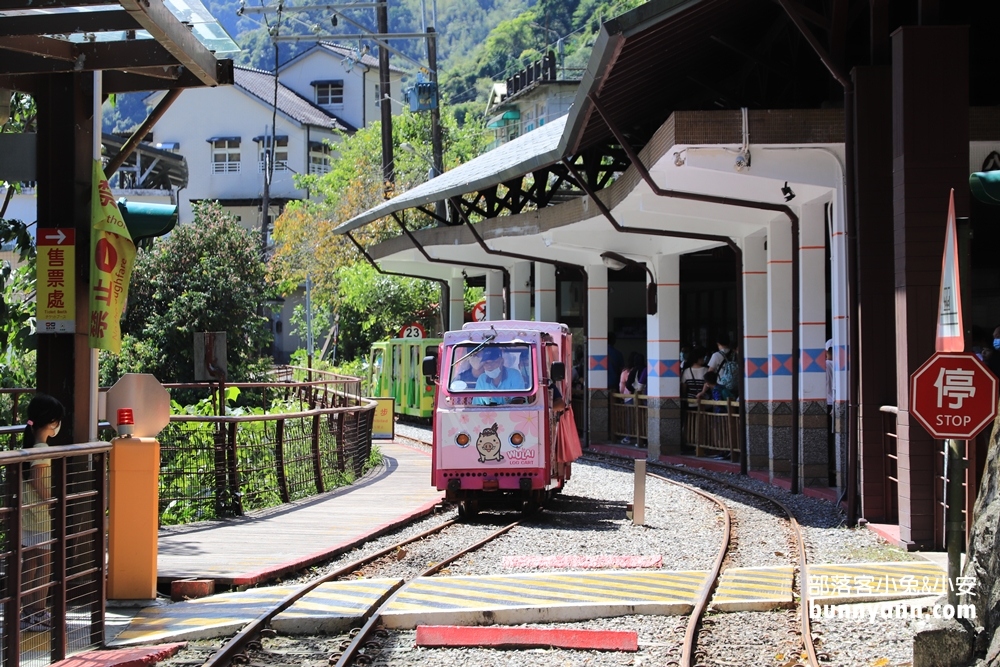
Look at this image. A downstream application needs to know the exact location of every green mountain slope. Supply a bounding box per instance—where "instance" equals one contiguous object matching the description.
[103,0,643,132]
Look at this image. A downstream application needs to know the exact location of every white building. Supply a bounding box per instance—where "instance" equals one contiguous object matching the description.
[147,42,405,231]
[485,52,579,150]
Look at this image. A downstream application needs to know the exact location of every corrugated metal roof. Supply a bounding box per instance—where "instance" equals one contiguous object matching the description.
[234,66,355,132]
[332,115,568,234]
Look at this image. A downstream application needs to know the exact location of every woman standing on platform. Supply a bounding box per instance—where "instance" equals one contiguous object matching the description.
[20,393,64,632]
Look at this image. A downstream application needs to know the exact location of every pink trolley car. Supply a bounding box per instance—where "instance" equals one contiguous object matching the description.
[422,320,583,517]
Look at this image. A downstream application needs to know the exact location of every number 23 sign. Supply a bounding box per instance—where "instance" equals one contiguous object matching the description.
[400,323,425,339]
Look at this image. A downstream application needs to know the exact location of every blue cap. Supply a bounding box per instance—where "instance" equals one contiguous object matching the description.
[480,347,502,361]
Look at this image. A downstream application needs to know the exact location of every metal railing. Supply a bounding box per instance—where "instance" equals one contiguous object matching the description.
[2,367,375,527]
[0,442,110,667]
[157,369,374,524]
[879,405,900,524]
[683,398,742,462]
[610,393,648,446]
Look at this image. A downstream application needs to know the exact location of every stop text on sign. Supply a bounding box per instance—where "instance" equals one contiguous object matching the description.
[910,352,997,440]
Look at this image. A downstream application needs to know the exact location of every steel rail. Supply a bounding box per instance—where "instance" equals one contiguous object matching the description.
[331,517,525,666]
[646,460,820,667]
[202,517,459,667]
[584,451,819,667]
[583,455,731,667]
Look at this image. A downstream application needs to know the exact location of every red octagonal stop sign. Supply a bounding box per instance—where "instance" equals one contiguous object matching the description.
[910,352,998,439]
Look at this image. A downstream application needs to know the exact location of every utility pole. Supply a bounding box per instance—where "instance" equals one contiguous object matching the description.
[261,125,271,256]
[427,27,445,220]
[378,1,394,191]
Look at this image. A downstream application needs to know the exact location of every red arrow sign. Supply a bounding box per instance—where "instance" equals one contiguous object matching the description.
[37,228,75,246]
[910,352,997,439]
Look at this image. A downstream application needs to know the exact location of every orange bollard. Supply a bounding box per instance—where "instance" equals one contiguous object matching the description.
[108,436,160,600]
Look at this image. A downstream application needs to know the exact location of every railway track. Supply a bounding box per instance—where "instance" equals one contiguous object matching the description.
[156,428,824,667]
[400,425,820,666]
[198,510,526,667]
[584,451,821,667]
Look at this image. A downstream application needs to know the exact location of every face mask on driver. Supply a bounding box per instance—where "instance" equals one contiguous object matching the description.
[993,338,1000,350]
[51,422,61,437]
[484,367,502,379]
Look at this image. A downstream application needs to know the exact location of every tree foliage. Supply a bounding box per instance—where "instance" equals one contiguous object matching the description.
[335,261,442,362]
[0,218,36,389]
[269,109,487,361]
[103,202,275,384]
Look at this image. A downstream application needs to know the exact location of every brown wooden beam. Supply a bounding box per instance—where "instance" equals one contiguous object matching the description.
[0,35,76,60]
[104,87,181,179]
[77,39,181,70]
[0,8,136,37]
[117,0,227,87]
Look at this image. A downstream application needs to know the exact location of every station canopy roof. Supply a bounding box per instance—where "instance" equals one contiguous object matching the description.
[0,0,238,93]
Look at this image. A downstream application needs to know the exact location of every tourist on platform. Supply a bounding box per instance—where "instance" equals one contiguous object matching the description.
[619,352,643,444]
[697,370,735,403]
[20,393,64,632]
[681,348,708,401]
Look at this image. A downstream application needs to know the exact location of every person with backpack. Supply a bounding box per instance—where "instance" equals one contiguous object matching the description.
[708,333,740,398]
[619,352,643,444]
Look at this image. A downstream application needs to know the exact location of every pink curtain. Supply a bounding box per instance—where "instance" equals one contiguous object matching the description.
[557,407,583,462]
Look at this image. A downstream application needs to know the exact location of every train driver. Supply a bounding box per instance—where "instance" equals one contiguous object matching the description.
[473,346,526,403]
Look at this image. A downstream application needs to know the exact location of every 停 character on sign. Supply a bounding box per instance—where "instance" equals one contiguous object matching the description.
[934,367,976,408]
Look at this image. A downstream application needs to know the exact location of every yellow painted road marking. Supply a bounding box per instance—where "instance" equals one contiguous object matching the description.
[413,572,705,599]
[388,572,706,612]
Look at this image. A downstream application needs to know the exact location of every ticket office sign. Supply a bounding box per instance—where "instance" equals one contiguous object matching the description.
[36,228,76,334]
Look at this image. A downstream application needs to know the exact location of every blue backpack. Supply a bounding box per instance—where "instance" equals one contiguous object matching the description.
[717,350,740,397]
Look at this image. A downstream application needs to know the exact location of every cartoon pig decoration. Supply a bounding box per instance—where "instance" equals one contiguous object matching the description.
[476,422,504,463]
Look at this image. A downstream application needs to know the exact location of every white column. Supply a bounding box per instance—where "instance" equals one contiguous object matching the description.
[768,217,794,479]
[448,275,465,331]
[742,233,770,472]
[798,199,830,488]
[510,261,532,320]
[535,262,557,322]
[586,265,610,442]
[647,254,679,400]
[587,265,609,389]
[646,254,680,459]
[485,269,504,321]
[799,200,828,401]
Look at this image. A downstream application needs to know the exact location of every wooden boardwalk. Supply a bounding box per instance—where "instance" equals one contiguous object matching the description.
[157,441,442,586]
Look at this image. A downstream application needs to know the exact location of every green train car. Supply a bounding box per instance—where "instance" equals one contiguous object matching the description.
[368,338,442,419]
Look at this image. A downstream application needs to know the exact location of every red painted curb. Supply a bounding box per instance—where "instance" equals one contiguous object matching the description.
[52,643,186,667]
[225,496,444,586]
[171,578,215,601]
[415,626,639,651]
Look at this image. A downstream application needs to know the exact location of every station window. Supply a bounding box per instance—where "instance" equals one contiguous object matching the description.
[309,143,332,175]
[316,81,344,106]
[211,139,240,173]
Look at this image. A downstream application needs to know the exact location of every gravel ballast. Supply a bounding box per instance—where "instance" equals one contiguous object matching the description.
[151,425,923,667]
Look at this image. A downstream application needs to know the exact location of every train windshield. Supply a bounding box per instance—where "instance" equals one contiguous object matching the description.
[448,343,535,404]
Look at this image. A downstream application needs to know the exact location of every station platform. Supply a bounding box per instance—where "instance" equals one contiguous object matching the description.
[107,560,949,646]
[156,441,442,587]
